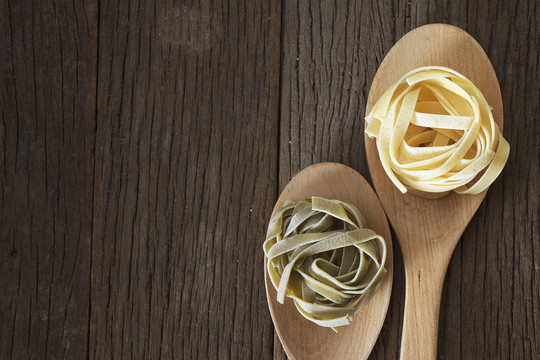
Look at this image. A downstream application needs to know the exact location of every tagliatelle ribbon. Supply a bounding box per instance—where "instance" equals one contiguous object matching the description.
[263,197,387,331]
[365,66,509,197]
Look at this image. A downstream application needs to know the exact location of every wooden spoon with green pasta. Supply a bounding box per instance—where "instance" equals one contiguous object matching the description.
[364,24,505,359]
[264,163,393,360]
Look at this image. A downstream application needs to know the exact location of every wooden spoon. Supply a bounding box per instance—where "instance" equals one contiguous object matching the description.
[365,24,503,359]
[264,163,393,360]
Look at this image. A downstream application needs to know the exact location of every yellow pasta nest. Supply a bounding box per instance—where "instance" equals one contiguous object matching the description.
[264,197,387,331]
[365,66,509,197]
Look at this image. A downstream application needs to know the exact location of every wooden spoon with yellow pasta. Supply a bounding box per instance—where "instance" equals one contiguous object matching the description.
[365,24,508,359]
[264,163,393,360]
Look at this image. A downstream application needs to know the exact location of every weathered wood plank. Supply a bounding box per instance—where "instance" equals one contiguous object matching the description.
[278,0,401,358]
[456,0,540,358]
[0,0,97,358]
[0,0,537,359]
[278,0,539,359]
[90,0,281,358]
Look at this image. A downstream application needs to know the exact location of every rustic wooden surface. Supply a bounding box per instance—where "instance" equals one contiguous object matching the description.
[0,0,538,359]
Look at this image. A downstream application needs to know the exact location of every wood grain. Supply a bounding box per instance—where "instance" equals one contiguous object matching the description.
[278,0,538,359]
[90,0,280,358]
[0,0,537,359]
[0,0,97,358]
[278,1,402,358]
[457,1,540,358]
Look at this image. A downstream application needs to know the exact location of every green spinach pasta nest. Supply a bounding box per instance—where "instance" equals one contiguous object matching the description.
[264,197,387,331]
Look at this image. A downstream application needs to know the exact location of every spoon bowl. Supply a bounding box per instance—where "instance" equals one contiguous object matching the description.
[365,24,503,359]
[264,163,393,360]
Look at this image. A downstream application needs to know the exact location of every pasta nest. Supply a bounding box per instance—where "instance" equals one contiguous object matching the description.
[264,197,387,331]
[365,66,509,197]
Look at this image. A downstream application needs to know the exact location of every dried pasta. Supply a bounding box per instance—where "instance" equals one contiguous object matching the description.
[264,197,387,331]
[365,66,509,197]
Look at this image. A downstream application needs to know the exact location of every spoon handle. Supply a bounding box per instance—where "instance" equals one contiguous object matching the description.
[399,257,449,360]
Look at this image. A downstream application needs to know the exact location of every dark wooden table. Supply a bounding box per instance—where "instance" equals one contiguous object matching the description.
[1,0,538,359]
